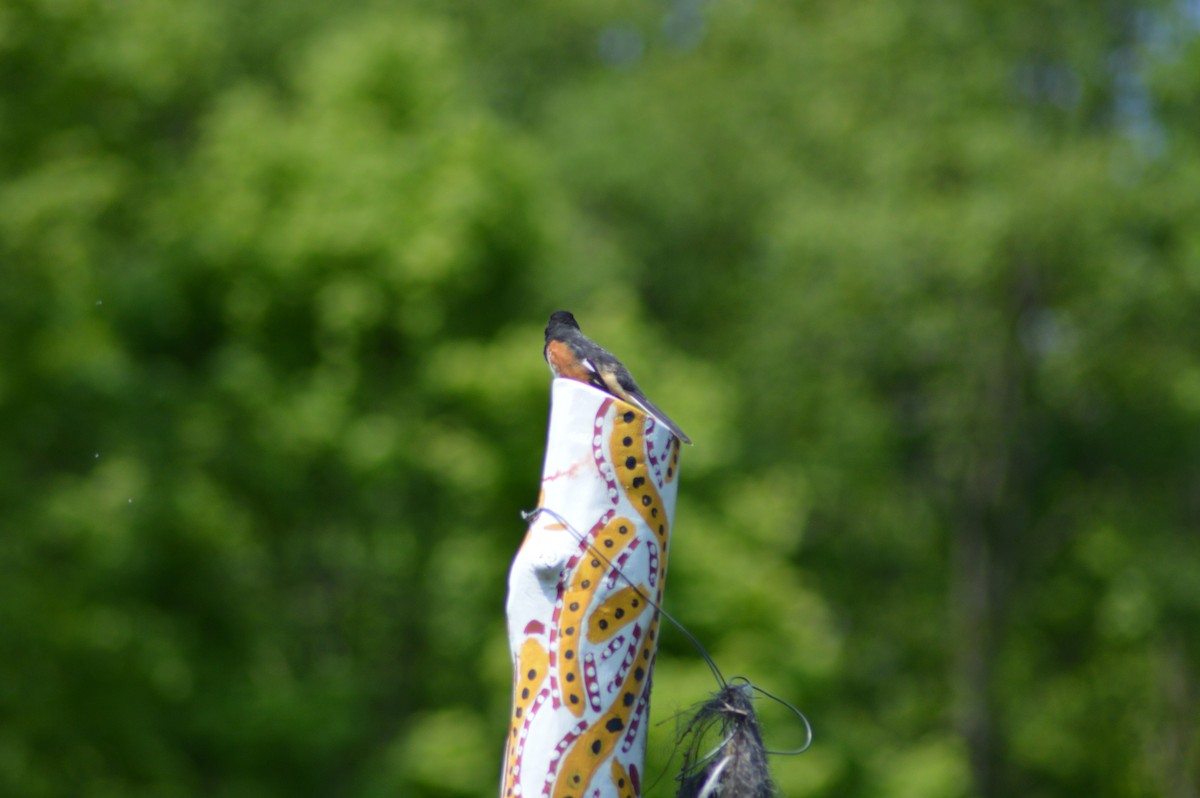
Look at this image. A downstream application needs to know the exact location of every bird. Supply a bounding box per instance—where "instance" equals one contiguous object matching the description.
[544,310,692,445]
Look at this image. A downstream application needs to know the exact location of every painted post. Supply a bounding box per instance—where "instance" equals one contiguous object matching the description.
[502,378,682,798]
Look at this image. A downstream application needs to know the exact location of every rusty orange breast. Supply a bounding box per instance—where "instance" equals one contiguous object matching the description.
[546,340,593,382]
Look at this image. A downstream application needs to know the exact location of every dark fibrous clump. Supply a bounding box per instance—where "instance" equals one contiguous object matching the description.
[676,683,775,798]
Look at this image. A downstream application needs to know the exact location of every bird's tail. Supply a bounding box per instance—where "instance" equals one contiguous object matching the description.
[625,389,692,445]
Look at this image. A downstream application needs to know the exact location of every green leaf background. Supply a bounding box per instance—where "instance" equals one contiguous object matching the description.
[2,1,1197,796]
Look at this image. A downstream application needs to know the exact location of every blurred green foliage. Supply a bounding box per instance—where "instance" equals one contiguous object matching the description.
[2,0,1198,796]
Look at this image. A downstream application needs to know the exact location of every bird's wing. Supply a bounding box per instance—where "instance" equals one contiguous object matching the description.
[588,348,693,445]
[594,364,632,402]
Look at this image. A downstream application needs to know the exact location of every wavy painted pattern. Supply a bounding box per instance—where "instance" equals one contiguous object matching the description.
[503,387,680,798]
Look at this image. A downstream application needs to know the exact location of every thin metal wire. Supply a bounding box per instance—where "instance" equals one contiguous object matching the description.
[735,677,815,755]
[518,506,816,757]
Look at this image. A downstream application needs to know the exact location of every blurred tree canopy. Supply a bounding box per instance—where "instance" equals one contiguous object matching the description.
[2,1,1198,797]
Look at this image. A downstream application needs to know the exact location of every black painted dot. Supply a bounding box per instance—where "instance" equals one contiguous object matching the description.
[565,626,575,635]
[619,779,626,788]
[604,538,613,548]
[667,468,674,477]
[598,619,608,630]
[565,650,575,660]
[569,602,579,612]
[649,629,656,640]
[527,669,537,680]
[658,524,664,535]
[642,649,650,660]
[625,456,637,470]
[623,436,633,446]
[632,599,640,607]
[651,508,658,517]
[570,694,579,704]
[566,672,575,682]
[574,773,582,783]
[591,559,600,567]
[623,411,635,423]
[592,739,603,754]
[521,688,530,699]
[605,718,625,733]
[515,707,523,718]
[632,477,645,488]
[615,608,625,619]
[634,667,645,681]
[619,525,628,534]
[641,495,652,506]
[623,692,636,706]
[581,579,591,589]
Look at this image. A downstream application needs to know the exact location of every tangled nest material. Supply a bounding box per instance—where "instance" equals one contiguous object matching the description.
[676,682,775,798]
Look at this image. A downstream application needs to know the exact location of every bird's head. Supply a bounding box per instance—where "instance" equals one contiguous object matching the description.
[545,310,580,339]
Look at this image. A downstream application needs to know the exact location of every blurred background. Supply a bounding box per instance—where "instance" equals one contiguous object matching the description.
[3,0,1199,796]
